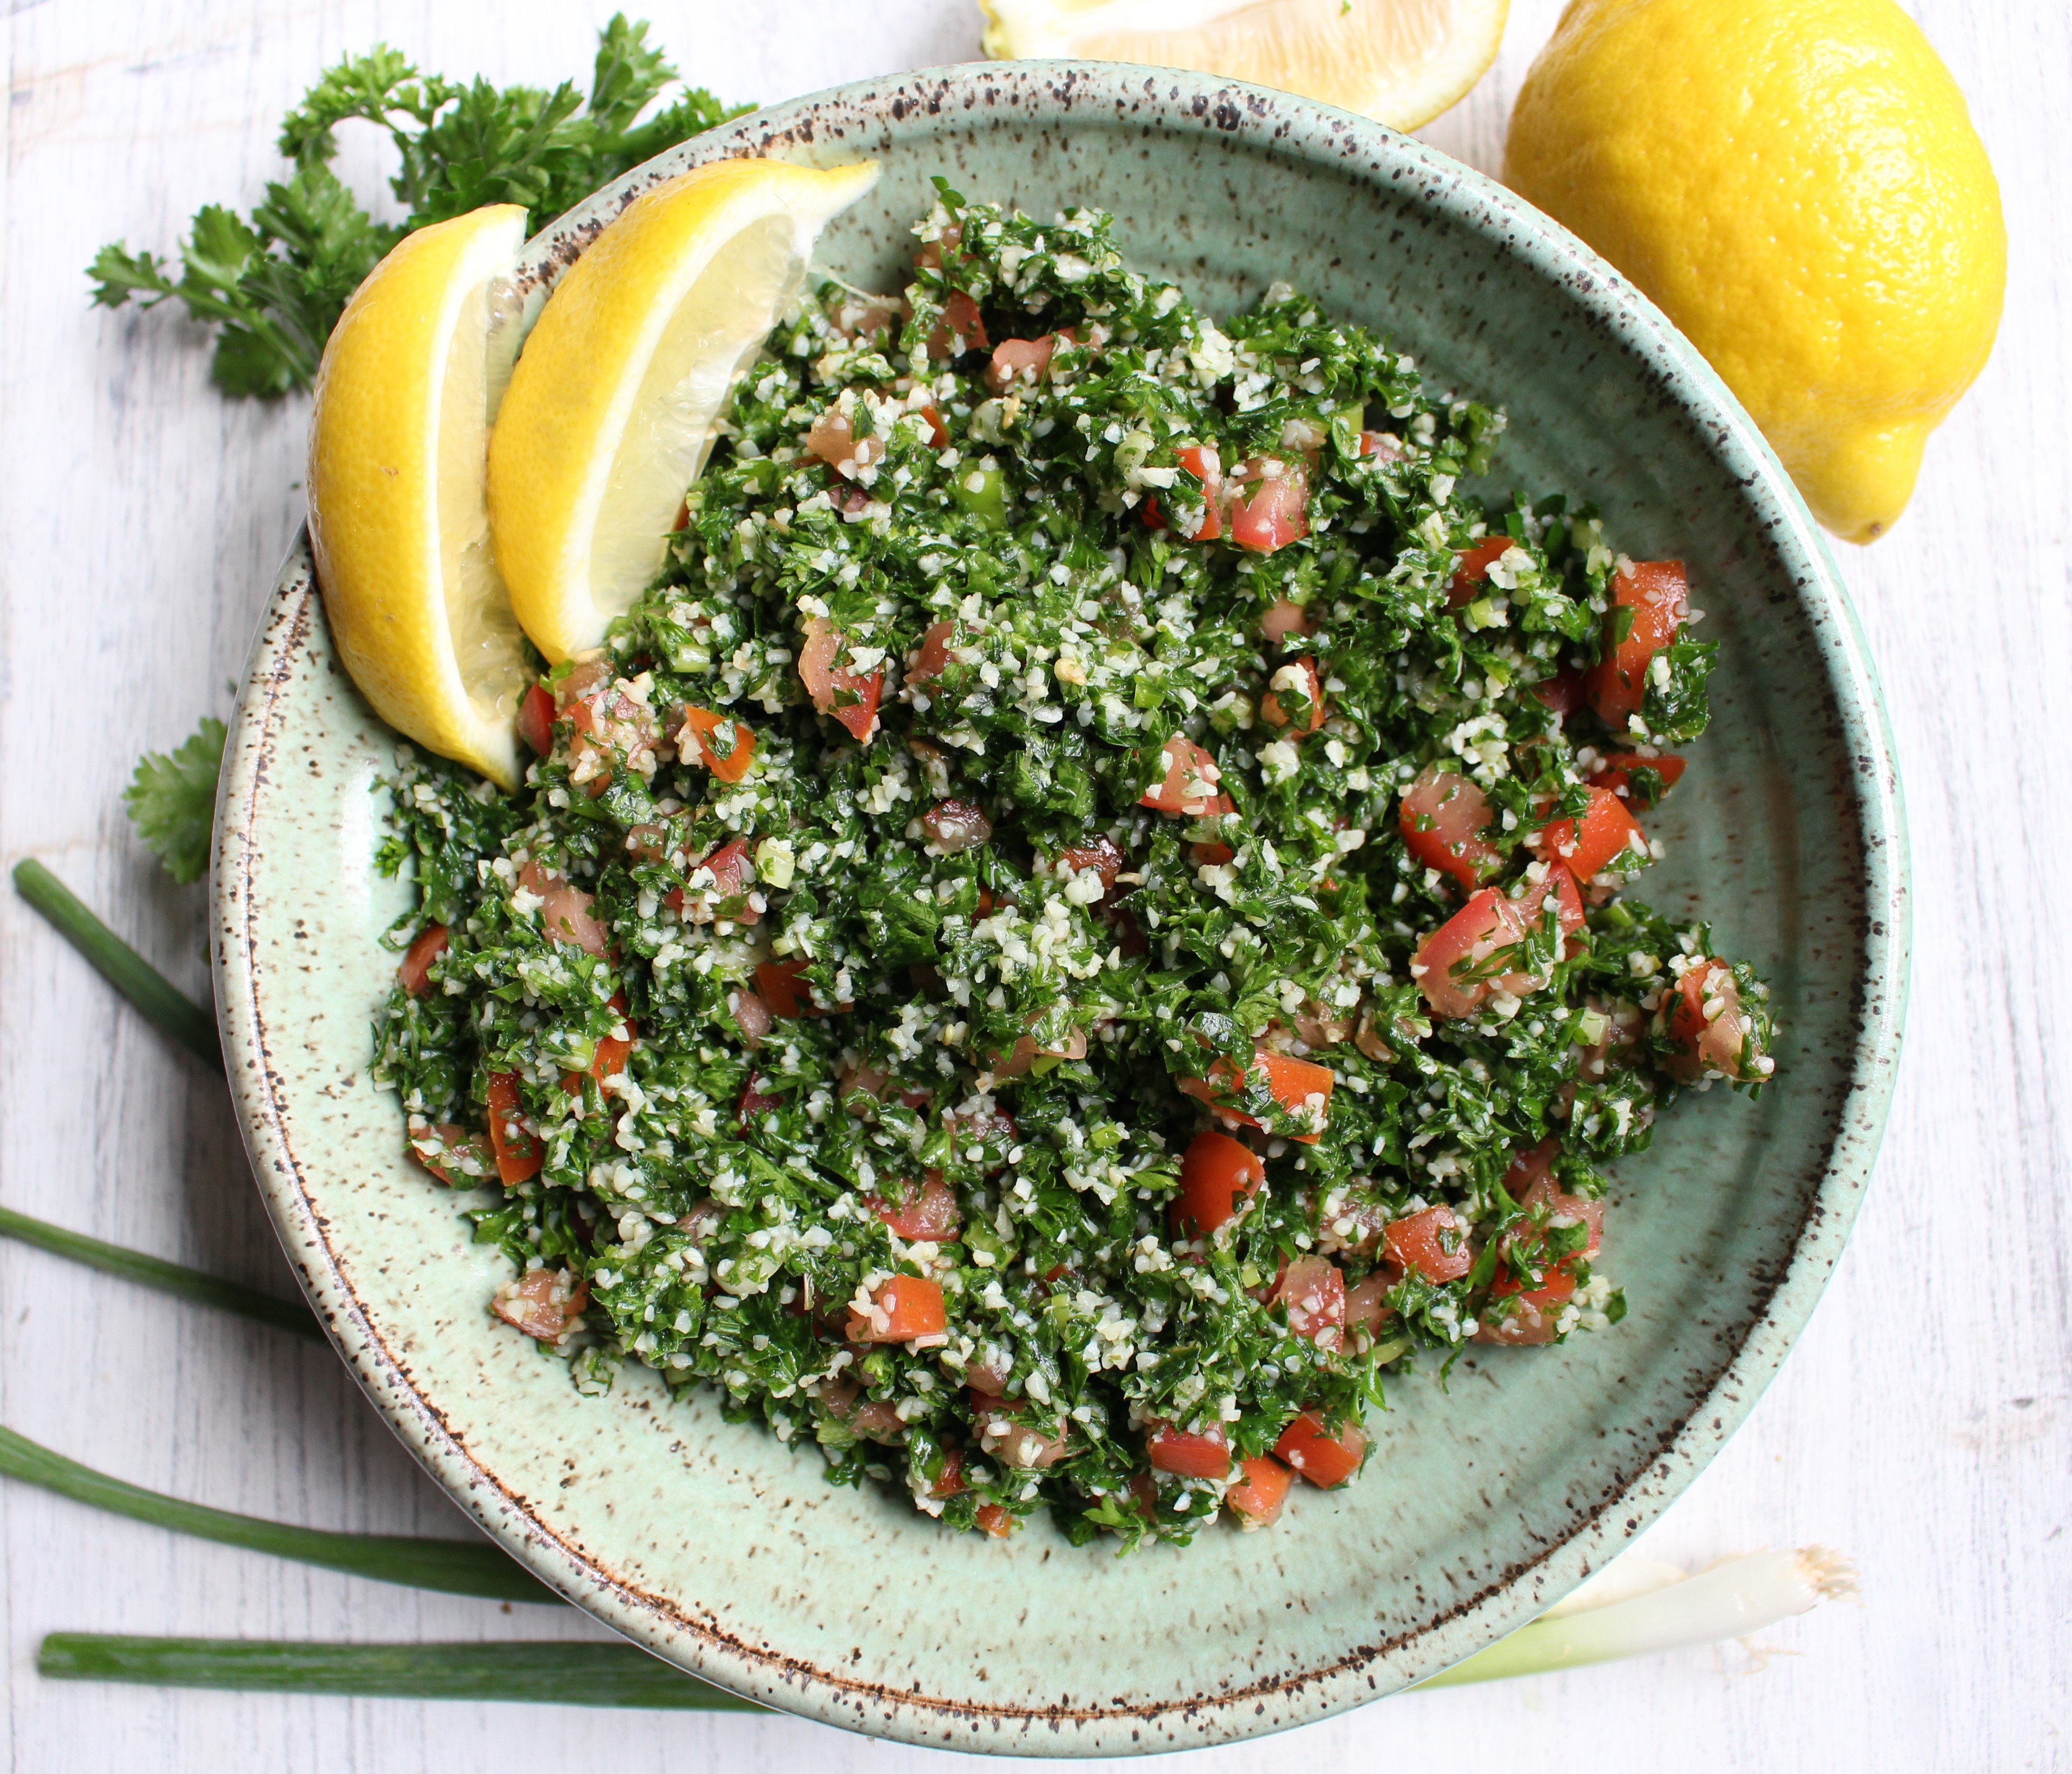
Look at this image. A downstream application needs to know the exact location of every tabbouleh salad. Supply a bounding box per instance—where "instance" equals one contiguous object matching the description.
[370,186,1776,1548]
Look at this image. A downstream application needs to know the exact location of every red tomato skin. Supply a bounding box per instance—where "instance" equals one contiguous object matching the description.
[563,990,635,1095]
[1664,958,1763,1081]
[868,1173,962,1241]
[1588,751,1687,802]
[1516,864,1587,943]
[798,618,884,743]
[398,924,448,996]
[1229,465,1309,553]
[516,683,556,757]
[755,958,822,1019]
[848,1275,947,1343]
[1140,734,1232,817]
[986,333,1059,392]
[1449,535,1514,607]
[1383,1205,1473,1282]
[1260,656,1327,735]
[1260,597,1309,643]
[1538,787,1646,882]
[1532,663,1587,716]
[1174,1129,1264,1236]
[911,619,957,683]
[1226,1455,1294,1526]
[677,708,757,783]
[1411,887,1527,1018]
[485,1071,543,1185]
[920,404,949,448]
[1399,764,1502,890]
[1173,443,1223,540]
[974,1502,1017,1538]
[1146,1421,1233,1479]
[1589,560,1688,728]
[1274,1412,1366,1488]
[1274,1255,1347,1347]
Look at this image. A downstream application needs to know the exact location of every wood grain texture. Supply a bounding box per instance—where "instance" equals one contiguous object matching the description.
[1,2,2063,1769]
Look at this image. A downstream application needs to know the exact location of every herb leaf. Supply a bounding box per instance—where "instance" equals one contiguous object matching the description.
[123,717,227,885]
[88,15,751,398]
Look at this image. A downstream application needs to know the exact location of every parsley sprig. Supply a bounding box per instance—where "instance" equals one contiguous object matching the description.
[86,16,749,397]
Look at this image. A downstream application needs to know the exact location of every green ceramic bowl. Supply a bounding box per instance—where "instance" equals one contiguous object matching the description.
[214,62,1907,1755]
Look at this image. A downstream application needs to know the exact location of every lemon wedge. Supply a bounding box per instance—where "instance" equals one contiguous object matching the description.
[307,205,531,789]
[980,0,1508,131]
[488,157,880,662]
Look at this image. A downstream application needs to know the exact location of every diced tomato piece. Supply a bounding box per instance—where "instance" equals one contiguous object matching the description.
[563,990,634,1094]
[1140,734,1233,817]
[411,1122,496,1187]
[926,1443,971,1499]
[927,289,988,358]
[1399,764,1501,890]
[516,683,556,757]
[492,1268,588,1343]
[1344,1271,1397,1336]
[1225,1455,1294,1527]
[398,924,448,996]
[1180,1049,1334,1142]
[1449,535,1515,607]
[985,332,1059,392]
[737,1073,783,1127]
[1146,1420,1232,1479]
[1149,443,1221,541]
[1664,958,1767,1082]
[1357,429,1406,463]
[1228,461,1308,553]
[1189,842,1235,867]
[730,990,772,1049]
[1410,887,1535,1019]
[1532,663,1586,717]
[666,836,759,927]
[756,957,848,1019]
[1260,597,1309,643]
[798,616,884,743]
[1174,1129,1264,1236]
[922,800,993,855]
[974,1501,1017,1538]
[1588,751,1687,807]
[1383,1205,1473,1282]
[1261,656,1326,735]
[1589,560,1688,728]
[485,1071,542,1185]
[848,1275,947,1344]
[1273,1255,1346,1347]
[921,404,949,449]
[1515,864,1587,944]
[868,1172,961,1241]
[1537,786,1646,882]
[676,707,757,783]
[1273,1412,1366,1489]
[516,862,610,956]
[805,409,887,475]
[1058,833,1126,897]
[910,619,957,684]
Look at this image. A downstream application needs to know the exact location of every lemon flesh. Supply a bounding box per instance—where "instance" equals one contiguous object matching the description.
[982,0,1508,131]
[308,206,531,788]
[1504,0,2006,544]
[488,158,881,663]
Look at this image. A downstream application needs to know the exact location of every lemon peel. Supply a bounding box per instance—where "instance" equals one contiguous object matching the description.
[307,205,531,789]
[981,0,1509,133]
[487,157,879,663]
[1504,0,2005,543]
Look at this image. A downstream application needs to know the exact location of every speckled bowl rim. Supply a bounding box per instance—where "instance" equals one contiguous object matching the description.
[214,61,1909,1754]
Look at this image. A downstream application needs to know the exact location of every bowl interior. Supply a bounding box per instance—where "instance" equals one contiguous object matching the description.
[215,64,1904,1756]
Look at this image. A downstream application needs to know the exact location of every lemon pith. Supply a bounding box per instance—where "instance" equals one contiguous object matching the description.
[487,158,880,664]
[308,205,530,788]
[1503,0,2005,544]
[980,0,1509,133]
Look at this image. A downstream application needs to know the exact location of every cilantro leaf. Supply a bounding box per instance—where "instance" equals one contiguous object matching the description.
[124,718,227,885]
[88,15,750,399]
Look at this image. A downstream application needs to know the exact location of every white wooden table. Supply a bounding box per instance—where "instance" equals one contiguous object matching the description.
[2,3,2064,1768]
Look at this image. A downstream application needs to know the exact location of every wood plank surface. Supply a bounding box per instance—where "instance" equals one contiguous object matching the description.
[1,2,2064,1769]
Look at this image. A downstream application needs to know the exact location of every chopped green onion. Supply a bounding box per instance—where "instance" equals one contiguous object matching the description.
[0,1427,554,1605]
[37,1636,760,1711]
[10,860,222,1071]
[0,1204,322,1342]
[1415,1547,1858,1687]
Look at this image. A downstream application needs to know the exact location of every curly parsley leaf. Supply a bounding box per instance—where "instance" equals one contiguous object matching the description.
[89,15,751,398]
[123,718,227,885]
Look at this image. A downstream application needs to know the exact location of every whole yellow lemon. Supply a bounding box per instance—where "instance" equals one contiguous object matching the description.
[1504,0,2005,543]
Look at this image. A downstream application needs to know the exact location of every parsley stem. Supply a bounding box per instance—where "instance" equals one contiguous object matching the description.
[10,860,222,1071]
[0,1426,556,1605]
[37,1635,760,1710]
[0,1204,322,1342]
